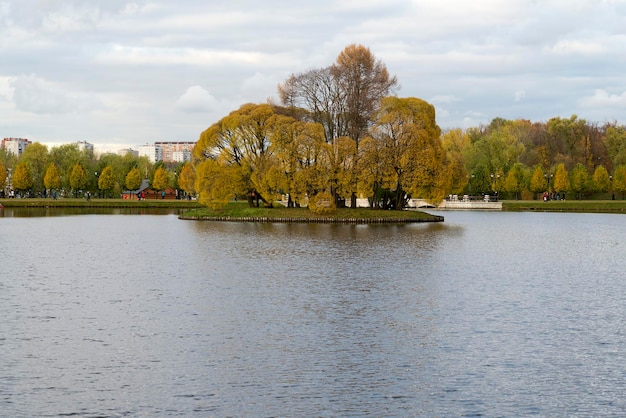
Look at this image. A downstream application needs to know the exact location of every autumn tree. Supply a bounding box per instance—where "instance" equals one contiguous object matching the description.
[592,165,610,194]
[553,163,570,198]
[441,129,470,195]
[125,167,142,192]
[177,162,196,198]
[193,103,307,207]
[613,165,626,199]
[529,165,546,199]
[331,44,399,144]
[366,96,445,208]
[194,159,243,209]
[12,162,33,195]
[278,44,398,207]
[98,165,116,198]
[504,163,527,200]
[43,163,61,194]
[69,163,88,196]
[0,160,6,192]
[569,163,589,199]
[152,166,169,197]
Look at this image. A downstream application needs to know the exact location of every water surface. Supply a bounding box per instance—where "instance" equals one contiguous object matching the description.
[1,210,625,416]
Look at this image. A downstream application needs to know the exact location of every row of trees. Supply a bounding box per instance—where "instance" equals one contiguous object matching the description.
[442,116,626,199]
[191,44,626,210]
[0,143,196,198]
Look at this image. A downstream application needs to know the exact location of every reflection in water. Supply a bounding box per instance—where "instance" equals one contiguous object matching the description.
[1,211,626,416]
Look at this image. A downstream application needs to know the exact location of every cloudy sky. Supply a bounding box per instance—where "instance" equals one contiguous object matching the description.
[1,0,626,153]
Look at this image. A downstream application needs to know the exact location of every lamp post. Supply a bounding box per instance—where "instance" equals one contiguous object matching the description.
[544,173,553,197]
[490,173,500,201]
[610,175,614,200]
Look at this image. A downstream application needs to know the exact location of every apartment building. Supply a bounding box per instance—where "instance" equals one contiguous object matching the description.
[2,137,31,155]
[155,141,195,163]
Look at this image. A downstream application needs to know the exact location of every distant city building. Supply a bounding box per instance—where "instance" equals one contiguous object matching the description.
[138,144,163,163]
[172,150,191,163]
[155,141,195,163]
[117,148,139,158]
[2,137,31,156]
[76,140,94,153]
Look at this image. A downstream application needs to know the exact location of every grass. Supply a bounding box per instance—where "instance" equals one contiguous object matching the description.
[502,199,626,213]
[180,201,443,223]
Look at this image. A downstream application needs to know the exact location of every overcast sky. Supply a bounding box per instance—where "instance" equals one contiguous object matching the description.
[2,0,626,153]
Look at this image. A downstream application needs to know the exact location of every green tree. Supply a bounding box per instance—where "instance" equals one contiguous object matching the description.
[69,163,88,196]
[592,165,610,194]
[553,163,570,197]
[605,125,626,167]
[504,163,527,200]
[125,167,142,192]
[43,163,61,194]
[49,143,90,192]
[569,163,589,199]
[98,165,116,197]
[20,142,49,194]
[12,162,33,195]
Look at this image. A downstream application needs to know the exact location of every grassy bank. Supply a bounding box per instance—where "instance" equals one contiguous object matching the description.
[0,198,203,209]
[503,199,626,213]
[180,202,443,223]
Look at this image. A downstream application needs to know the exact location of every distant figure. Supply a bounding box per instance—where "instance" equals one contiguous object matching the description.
[53,190,57,200]
[161,190,165,199]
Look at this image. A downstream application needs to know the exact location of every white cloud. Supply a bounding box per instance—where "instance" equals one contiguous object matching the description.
[514,90,526,102]
[579,89,626,108]
[175,86,218,113]
[96,45,276,67]
[10,74,103,114]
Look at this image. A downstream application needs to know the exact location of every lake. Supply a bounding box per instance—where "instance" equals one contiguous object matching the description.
[1,209,625,416]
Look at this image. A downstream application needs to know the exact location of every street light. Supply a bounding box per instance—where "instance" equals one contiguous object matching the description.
[490,173,500,201]
[610,175,614,200]
[544,173,553,195]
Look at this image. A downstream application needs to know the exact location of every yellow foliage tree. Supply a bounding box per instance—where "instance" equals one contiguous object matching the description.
[0,160,6,191]
[152,166,169,194]
[366,96,445,208]
[125,167,142,192]
[553,163,570,197]
[12,162,33,194]
[195,159,239,210]
[98,165,116,197]
[43,163,61,192]
[177,162,196,197]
